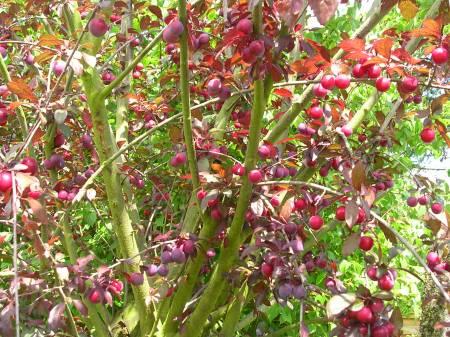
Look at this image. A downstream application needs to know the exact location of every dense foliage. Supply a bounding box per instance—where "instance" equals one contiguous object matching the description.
[0,0,448,336]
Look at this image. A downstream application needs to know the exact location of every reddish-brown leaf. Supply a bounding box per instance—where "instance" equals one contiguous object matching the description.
[280,197,295,220]
[275,0,305,30]
[362,56,388,67]
[168,126,183,142]
[338,38,365,52]
[435,120,450,148]
[390,307,403,335]
[139,15,151,31]
[7,78,37,102]
[35,51,56,64]
[39,34,64,47]
[410,19,441,39]
[273,88,293,98]
[398,0,419,19]
[82,110,93,129]
[391,47,421,65]
[343,50,369,61]
[373,38,393,59]
[342,232,361,256]
[345,200,359,228]
[26,198,49,224]
[8,101,24,110]
[351,162,366,191]
[148,5,163,19]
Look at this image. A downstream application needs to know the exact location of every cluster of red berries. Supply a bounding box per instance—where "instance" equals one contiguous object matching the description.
[406,195,443,214]
[336,297,395,337]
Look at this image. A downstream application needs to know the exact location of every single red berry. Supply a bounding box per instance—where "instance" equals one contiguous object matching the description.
[211,207,222,220]
[132,71,141,79]
[232,163,246,176]
[320,75,335,90]
[309,106,323,119]
[341,125,352,137]
[356,306,373,324]
[400,75,418,93]
[352,63,366,78]
[378,273,394,291]
[248,169,263,183]
[0,171,12,192]
[359,324,368,336]
[370,298,384,313]
[420,128,435,143]
[242,47,256,64]
[366,266,379,281]
[431,46,448,64]
[207,78,222,96]
[335,206,346,221]
[367,64,381,78]
[249,40,265,57]
[418,195,429,205]
[375,77,391,92]
[260,262,273,278]
[358,134,367,142]
[294,198,307,211]
[356,208,366,224]
[87,288,103,304]
[110,14,121,24]
[335,74,351,89]
[413,95,422,104]
[52,60,66,76]
[89,18,109,37]
[308,215,323,230]
[426,251,441,267]
[313,83,328,98]
[319,165,329,177]
[21,157,38,175]
[431,202,443,214]
[406,196,418,207]
[197,190,207,200]
[258,145,272,159]
[237,18,253,34]
[270,196,280,207]
[372,326,389,337]
[359,236,374,251]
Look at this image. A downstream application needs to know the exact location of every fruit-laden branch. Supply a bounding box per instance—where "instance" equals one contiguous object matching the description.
[81,69,154,333]
[348,0,443,131]
[258,180,450,303]
[181,4,266,336]
[265,0,398,144]
[178,0,200,191]
[99,30,163,99]
[369,211,450,303]
[11,7,98,162]
[0,56,29,140]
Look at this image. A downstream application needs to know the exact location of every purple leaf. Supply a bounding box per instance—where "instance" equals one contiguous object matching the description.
[308,0,339,25]
[48,303,65,330]
[72,299,88,316]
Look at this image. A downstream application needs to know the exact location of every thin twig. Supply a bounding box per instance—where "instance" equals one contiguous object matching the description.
[11,172,20,337]
[13,7,99,161]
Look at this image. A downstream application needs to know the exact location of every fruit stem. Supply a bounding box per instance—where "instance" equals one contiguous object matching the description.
[99,30,163,99]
